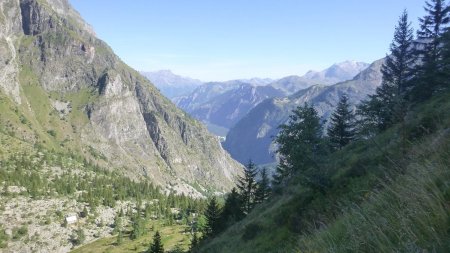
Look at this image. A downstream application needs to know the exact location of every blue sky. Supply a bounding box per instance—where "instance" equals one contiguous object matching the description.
[70,0,425,81]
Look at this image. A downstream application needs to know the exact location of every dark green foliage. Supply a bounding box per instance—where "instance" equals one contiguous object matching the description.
[12,226,27,240]
[411,0,450,101]
[80,206,88,218]
[242,223,262,241]
[205,196,222,237]
[46,129,57,137]
[236,161,258,214]
[196,215,208,234]
[441,29,450,86]
[383,10,416,96]
[116,230,123,245]
[220,188,244,228]
[190,232,199,252]
[327,95,356,150]
[0,225,8,248]
[62,218,68,228]
[70,228,85,246]
[112,213,122,234]
[130,214,146,240]
[358,10,415,134]
[254,168,271,203]
[274,104,329,190]
[148,231,164,253]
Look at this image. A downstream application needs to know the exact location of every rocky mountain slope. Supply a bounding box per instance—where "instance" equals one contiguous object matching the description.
[223,59,384,165]
[0,0,241,194]
[141,70,203,99]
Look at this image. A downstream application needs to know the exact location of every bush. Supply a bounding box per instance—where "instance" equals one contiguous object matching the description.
[12,225,28,240]
[0,226,9,248]
[70,229,85,246]
[46,130,57,137]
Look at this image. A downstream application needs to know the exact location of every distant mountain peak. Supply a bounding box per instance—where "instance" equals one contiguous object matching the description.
[141,70,203,98]
[303,60,370,82]
[237,77,275,86]
[153,69,174,74]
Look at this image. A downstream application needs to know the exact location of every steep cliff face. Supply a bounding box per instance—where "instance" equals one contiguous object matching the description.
[0,0,241,194]
[0,0,22,104]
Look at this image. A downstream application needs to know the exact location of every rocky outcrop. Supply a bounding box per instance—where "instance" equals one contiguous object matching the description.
[0,0,22,104]
[0,0,241,194]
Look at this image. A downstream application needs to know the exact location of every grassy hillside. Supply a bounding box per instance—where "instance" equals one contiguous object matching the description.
[198,91,450,252]
[71,220,191,253]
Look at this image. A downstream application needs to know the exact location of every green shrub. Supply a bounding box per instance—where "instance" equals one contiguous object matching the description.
[46,129,56,137]
[0,226,8,248]
[70,229,85,245]
[12,225,28,240]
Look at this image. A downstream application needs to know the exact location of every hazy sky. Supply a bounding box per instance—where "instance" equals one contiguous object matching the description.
[69,0,425,81]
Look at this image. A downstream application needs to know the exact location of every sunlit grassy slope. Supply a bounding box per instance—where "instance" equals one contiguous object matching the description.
[71,220,191,253]
[198,91,450,253]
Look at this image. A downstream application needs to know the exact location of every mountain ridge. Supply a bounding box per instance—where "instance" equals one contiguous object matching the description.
[171,60,369,136]
[0,0,241,195]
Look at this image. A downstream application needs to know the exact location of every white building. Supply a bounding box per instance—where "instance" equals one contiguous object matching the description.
[65,215,77,225]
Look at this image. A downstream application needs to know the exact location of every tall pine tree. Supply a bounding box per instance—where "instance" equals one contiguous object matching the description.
[220,188,244,227]
[130,214,145,240]
[327,95,356,150]
[204,196,221,237]
[189,232,199,253]
[383,10,416,97]
[412,0,450,100]
[358,10,416,134]
[441,27,450,87]
[236,161,258,214]
[255,168,271,203]
[148,231,164,253]
[274,104,325,185]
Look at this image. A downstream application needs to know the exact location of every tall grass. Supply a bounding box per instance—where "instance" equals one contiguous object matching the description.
[299,138,450,252]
